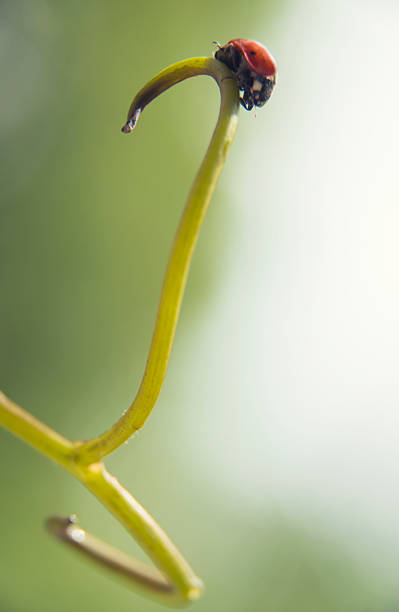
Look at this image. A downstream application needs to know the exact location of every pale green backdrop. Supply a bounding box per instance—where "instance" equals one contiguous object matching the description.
[1,1,399,611]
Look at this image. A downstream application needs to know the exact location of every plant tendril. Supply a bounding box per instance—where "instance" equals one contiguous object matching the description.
[0,56,240,606]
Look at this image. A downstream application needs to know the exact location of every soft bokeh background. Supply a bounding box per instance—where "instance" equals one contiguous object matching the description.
[1,0,399,610]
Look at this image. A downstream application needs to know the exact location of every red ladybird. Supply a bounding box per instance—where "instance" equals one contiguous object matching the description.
[214,39,277,110]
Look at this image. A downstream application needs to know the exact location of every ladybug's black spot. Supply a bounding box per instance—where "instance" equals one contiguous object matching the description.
[250,51,256,55]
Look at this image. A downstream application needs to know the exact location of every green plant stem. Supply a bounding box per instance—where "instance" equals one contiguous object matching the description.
[76,58,239,464]
[48,463,203,605]
[0,391,73,469]
[0,391,202,604]
[0,56,239,606]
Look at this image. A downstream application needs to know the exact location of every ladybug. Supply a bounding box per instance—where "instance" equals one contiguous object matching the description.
[214,39,277,111]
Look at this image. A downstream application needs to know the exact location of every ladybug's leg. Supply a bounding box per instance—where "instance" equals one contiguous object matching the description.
[240,89,254,111]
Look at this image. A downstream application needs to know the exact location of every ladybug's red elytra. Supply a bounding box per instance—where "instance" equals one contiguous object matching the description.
[214,39,277,111]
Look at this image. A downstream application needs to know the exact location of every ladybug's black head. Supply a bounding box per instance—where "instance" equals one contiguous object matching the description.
[214,44,242,73]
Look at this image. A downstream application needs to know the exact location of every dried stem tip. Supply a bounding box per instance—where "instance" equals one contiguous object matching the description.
[121,108,141,134]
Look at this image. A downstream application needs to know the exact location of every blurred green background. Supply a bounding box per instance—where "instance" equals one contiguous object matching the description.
[1,0,399,611]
